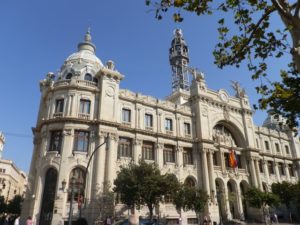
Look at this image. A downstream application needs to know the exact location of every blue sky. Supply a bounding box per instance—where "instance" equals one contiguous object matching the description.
[0,1,289,173]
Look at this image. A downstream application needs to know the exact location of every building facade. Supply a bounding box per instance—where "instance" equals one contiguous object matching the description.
[20,30,300,225]
[0,132,27,203]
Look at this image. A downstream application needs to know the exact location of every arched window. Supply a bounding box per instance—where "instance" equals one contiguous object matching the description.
[184,177,195,188]
[84,73,93,81]
[68,167,85,202]
[66,73,73,80]
[39,168,58,225]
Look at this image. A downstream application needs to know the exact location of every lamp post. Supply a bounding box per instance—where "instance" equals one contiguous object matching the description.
[62,177,77,225]
[83,133,110,207]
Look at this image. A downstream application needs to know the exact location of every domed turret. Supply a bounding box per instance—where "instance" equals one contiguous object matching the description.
[263,110,287,130]
[169,29,190,92]
[59,29,103,82]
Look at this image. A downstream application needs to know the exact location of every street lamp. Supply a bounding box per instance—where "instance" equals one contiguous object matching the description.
[62,176,78,225]
[83,133,110,206]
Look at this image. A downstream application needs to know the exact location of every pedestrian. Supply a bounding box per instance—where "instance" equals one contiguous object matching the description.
[203,216,208,225]
[3,215,9,225]
[14,216,20,225]
[106,216,112,225]
[26,216,34,225]
[273,213,278,224]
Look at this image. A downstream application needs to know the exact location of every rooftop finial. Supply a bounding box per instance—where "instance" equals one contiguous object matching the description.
[84,27,92,42]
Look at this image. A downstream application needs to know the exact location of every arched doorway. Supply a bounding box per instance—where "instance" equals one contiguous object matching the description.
[39,168,58,225]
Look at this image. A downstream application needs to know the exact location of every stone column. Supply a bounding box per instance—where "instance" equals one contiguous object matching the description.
[208,150,216,197]
[201,149,210,193]
[93,132,106,195]
[274,161,281,182]
[263,160,269,184]
[284,163,291,182]
[220,149,226,173]
[249,157,258,187]
[236,185,244,218]
[254,159,263,190]
[134,139,142,163]
[105,133,118,186]
[177,147,183,179]
[156,143,164,168]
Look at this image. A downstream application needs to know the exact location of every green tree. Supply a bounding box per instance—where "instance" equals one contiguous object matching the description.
[0,196,6,214]
[6,195,23,214]
[174,185,208,225]
[113,160,180,219]
[244,187,279,208]
[271,182,294,211]
[146,0,300,129]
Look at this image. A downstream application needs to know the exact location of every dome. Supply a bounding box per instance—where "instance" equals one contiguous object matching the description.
[59,29,103,81]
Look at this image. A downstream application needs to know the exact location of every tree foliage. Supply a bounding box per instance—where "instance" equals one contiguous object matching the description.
[244,187,279,208]
[6,195,23,214]
[146,0,300,129]
[271,181,294,209]
[113,160,181,219]
[0,196,6,214]
[173,185,208,214]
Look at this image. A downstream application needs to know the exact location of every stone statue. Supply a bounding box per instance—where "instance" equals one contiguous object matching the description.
[231,81,246,98]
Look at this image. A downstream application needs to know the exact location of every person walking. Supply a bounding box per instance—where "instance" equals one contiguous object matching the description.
[26,216,34,225]
[13,216,20,225]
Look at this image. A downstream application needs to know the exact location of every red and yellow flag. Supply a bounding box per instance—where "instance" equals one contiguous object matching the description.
[229,149,238,168]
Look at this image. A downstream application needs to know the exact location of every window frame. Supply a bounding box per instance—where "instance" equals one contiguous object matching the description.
[122,108,131,123]
[49,130,63,153]
[73,130,90,152]
[145,113,153,128]
[165,118,173,131]
[264,141,270,151]
[142,141,154,160]
[79,99,91,115]
[55,99,64,114]
[118,137,132,158]
[183,147,193,165]
[163,144,175,163]
[184,122,191,135]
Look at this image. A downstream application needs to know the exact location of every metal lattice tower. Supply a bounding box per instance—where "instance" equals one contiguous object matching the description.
[169,29,190,92]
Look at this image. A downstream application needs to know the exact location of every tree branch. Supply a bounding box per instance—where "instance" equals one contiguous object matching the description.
[226,6,276,65]
[294,0,300,17]
[271,0,293,20]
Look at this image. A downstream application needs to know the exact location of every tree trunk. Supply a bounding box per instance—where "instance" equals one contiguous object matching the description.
[147,203,154,221]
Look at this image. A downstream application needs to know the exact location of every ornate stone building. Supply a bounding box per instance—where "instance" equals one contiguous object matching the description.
[20,30,300,225]
[0,132,27,203]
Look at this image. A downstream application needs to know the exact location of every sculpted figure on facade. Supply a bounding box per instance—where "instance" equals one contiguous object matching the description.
[231,80,246,98]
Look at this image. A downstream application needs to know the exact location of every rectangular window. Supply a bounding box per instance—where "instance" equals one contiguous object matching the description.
[183,148,193,165]
[285,145,290,154]
[164,194,173,204]
[256,139,259,148]
[275,143,280,153]
[163,144,175,163]
[142,141,154,160]
[145,114,153,128]
[55,99,64,113]
[184,123,191,135]
[278,163,285,175]
[79,99,91,114]
[264,141,270,151]
[122,108,131,123]
[268,161,274,174]
[73,130,89,152]
[259,160,263,173]
[49,130,63,152]
[288,164,295,177]
[213,152,218,166]
[237,155,242,168]
[165,118,173,131]
[118,137,132,158]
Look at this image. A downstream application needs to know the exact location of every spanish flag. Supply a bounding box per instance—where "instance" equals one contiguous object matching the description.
[229,149,238,168]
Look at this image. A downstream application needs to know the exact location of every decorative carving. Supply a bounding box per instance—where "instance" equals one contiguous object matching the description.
[231,81,246,98]
[105,86,115,97]
[223,105,230,121]
[134,139,142,146]
[156,143,164,149]
[212,124,237,147]
[63,129,72,136]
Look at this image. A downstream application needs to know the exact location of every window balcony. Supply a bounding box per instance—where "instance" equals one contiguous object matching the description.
[53,112,63,118]
[78,113,90,120]
[166,130,173,135]
[145,126,153,131]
